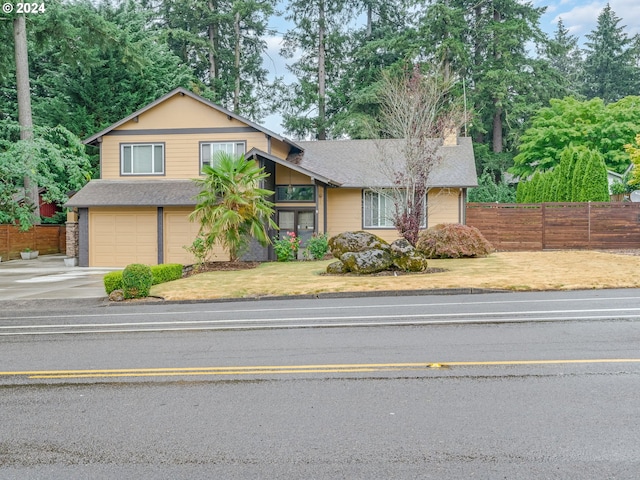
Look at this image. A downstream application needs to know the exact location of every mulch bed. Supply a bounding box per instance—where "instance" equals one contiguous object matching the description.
[322,267,448,277]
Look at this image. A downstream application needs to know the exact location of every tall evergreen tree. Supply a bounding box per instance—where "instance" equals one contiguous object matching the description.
[582,4,639,103]
[421,0,548,154]
[281,0,355,139]
[545,18,584,97]
[332,0,416,138]
[154,0,277,120]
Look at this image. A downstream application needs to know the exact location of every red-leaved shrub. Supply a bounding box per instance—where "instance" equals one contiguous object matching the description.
[416,223,494,259]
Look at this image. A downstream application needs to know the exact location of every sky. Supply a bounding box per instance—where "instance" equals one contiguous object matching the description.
[537,0,640,38]
[260,0,640,135]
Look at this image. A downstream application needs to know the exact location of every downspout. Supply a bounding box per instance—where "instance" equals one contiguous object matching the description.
[157,207,164,265]
[323,185,328,234]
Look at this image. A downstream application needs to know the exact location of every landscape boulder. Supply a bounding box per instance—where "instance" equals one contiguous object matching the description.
[326,260,348,274]
[390,238,429,272]
[340,249,394,274]
[326,232,429,274]
[329,231,390,258]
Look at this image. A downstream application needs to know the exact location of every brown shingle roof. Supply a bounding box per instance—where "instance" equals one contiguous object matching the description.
[287,137,477,188]
[64,180,200,207]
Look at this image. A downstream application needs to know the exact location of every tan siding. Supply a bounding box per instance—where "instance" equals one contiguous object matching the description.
[326,188,401,242]
[362,229,402,243]
[326,188,362,236]
[164,207,230,264]
[116,94,249,130]
[326,188,463,243]
[317,185,326,233]
[269,138,291,160]
[101,131,269,180]
[89,208,157,267]
[427,188,461,226]
[275,164,312,185]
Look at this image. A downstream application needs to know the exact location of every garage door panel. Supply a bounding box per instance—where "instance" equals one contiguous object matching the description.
[89,209,157,267]
[164,208,230,264]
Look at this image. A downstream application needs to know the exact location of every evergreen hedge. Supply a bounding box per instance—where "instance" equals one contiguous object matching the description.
[103,263,184,295]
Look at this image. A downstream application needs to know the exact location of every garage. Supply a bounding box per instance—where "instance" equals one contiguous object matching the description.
[89,208,157,267]
[164,207,229,264]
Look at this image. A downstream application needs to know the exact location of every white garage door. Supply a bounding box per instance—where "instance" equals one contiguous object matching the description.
[89,208,157,267]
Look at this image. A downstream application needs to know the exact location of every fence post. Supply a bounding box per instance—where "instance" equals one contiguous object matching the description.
[541,203,546,250]
[587,200,591,250]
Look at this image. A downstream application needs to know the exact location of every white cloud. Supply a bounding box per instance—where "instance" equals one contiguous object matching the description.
[548,0,640,39]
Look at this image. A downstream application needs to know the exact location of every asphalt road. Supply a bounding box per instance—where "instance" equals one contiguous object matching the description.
[1,290,639,478]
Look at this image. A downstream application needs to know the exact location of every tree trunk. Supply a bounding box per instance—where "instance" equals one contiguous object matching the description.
[492,103,503,153]
[491,7,503,154]
[317,0,327,140]
[208,0,218,93]
[366,3,372,37]
[13,15,40,223]
[233,10,241,112]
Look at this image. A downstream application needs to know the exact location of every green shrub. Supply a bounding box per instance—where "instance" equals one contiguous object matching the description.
[272,232,300,261]
[150,263,183,285]
[122,263,153,299]
[183,235,213,269]
[303,233,329,260]
[416,224,494,259]
[104,271,123,295]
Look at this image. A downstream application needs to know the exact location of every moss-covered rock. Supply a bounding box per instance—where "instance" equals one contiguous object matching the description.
[326,260,348,274]
[393,253,429,272]
[340,249,394,274]
[328,231,390,258]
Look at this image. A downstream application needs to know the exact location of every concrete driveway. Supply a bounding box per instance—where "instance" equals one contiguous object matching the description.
[0,254,113,301]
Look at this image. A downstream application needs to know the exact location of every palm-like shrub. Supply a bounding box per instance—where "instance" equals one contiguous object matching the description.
[416,223,494,259]
[190,153,278,262]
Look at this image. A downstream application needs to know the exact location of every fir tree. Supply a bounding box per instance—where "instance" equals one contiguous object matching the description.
[582,4,639,103]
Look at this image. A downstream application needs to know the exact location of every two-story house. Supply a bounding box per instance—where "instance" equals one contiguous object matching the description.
[66,88,477,267]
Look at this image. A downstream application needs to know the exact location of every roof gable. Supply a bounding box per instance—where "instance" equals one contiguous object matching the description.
[83,87,302,152]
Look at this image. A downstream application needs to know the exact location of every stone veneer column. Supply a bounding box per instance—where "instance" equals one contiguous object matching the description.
[65,221,79,259]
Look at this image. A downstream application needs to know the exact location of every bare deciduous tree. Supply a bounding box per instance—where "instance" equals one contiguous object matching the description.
[374,64,466,245]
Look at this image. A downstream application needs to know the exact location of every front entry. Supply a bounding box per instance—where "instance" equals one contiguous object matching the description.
[277,209,316,249]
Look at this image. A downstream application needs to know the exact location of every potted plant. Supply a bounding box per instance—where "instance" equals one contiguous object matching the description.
[20,248,39,260]
[610,180,627,202]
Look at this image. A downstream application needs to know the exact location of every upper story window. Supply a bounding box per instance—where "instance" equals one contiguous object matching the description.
[363,189,426,228]
[201,141,246,173]
[121,143,164,175]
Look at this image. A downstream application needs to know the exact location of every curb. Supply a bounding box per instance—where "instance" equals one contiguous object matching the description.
[0,288,510,312]
[104,287,510,307]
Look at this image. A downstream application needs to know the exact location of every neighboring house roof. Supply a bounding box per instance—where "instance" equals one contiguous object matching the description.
[287,137,477,188]
[82,87,304,153]
[64,180,201,207]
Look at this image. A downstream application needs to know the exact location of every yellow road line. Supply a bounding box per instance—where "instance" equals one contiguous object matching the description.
[0,359,639,380]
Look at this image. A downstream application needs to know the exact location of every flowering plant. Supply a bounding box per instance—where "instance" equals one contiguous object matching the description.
[272,231,300,261]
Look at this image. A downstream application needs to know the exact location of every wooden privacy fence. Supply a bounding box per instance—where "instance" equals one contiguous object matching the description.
[466,202,640,251]
[0,225,66,261]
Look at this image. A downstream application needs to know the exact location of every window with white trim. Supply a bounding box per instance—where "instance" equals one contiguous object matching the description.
[363,189,426,228]
[200,141,246,172]
[121,144,164,175]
